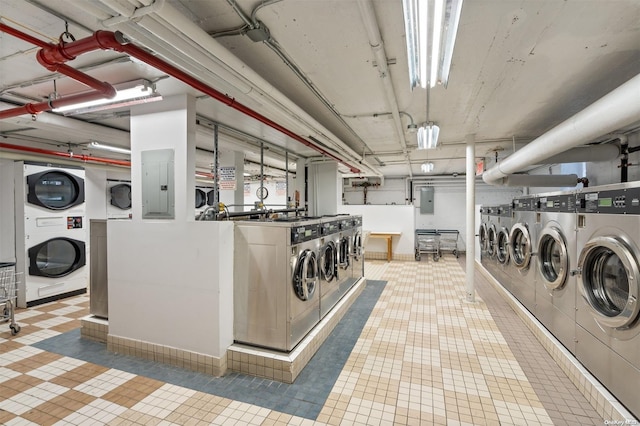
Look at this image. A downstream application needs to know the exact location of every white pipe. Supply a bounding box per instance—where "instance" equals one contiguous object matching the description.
[465,134,475,303]
[500,174,578,187]
[536,144,619,165]
[483,73,640,185]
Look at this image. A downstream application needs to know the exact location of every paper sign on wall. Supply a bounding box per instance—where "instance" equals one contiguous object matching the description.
[276,181,286,196]
[218,166,236,190]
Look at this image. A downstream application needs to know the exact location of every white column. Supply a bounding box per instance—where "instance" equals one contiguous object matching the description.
[466,134,476,302]
[308,162,340,216]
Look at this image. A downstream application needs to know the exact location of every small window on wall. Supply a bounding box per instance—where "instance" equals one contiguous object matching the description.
[420,187,434,214]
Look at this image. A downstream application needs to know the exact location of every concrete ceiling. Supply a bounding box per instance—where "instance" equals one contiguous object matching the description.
[1,0,639,180]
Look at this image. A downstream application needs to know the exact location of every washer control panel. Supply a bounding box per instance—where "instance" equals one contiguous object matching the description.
[536,194,576,213]
[291,224,320,244]
[577,187,640,214]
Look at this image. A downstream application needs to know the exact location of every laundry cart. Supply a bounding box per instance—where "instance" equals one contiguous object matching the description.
[0,263,21,335]
[415,229,440,261]
[438,230,460,258]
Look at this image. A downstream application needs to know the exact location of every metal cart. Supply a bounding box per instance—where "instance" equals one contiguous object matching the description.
[415,229,440,261]
[0,263,21,336]
[438,230,460,258]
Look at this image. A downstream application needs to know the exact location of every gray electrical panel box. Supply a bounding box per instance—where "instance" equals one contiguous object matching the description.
[141,149,175,219]
[420,187,434,214]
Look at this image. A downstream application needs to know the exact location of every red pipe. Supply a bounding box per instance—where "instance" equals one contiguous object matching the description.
[0,24,361,173]
[0,142,131,167]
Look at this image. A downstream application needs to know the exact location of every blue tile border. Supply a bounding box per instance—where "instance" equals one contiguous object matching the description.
[33,280,386,420]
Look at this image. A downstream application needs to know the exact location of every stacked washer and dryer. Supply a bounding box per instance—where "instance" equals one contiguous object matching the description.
[574,183,640,418]
[14,162,88,308]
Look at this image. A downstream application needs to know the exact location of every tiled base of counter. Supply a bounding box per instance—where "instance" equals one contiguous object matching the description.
[80,315,108,343]
[228,277,366,383]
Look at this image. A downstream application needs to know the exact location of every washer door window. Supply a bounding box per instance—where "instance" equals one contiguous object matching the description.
[27,170,85,210]
[110,184,132,210]
[496,227,510,264]
[352,231,363,260]
[487,225,497,257]
[538,227,568,290]
[578,236,640,329]
[293,249,318,301]
[510,223,532,270]
[195,189,206,208]
[338,236,351,269]
[28,238,86,278]
[320,241,337,282]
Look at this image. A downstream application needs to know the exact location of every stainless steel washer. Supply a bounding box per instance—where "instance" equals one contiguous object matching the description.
[337,216,354,298]
[351,215,364,283]
[495,204,513,290]
[479,206,492,265]
[575,183,640,418]
[234,218,321,352]
[319,218,340,318]
[509,195,538,312]
[534,191,578,354]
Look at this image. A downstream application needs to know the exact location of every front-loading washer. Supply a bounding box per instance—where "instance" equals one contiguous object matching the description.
[574,183,640,419]
[337,216,354,299]
[483,206,502,286]
[495,204,513,291]
[319,218,340,318]
[534,191,578,354]
[350,215,364,283]
[234,218,322,352]
[509,195,538,312]
[479,206,491,264]
[14,161,88,307]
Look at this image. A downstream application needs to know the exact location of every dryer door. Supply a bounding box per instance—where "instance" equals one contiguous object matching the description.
[195,189,206,208]
[496,227,510,264]
[28,237,86,278]
[538,226,568,290]
[110,184,132,210]
[27,170,85,210]
[293,249,318,301]
[510,223,532,270]
[320,241,337,282]
[578,236,640,330]
[487,225,497,257]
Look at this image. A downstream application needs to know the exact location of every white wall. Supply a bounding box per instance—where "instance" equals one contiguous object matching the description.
[243,180,289,210]
[0,159,15,263]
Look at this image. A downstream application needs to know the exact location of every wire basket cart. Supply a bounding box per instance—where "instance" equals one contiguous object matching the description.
[415,229,440,261]
[438,230,460,258]
[0,263,21,336]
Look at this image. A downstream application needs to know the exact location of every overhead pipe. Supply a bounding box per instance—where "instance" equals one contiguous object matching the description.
[0,142,131,167]
[483,73,640,185]
[535,144,619,165]
[499,174,580,187]
[0,23,362,174]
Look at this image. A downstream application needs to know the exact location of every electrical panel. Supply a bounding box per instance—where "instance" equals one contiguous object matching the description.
[141,149,175,219]
[420,187,434,214]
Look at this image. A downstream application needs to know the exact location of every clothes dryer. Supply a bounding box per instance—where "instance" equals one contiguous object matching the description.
[574,183,640,418]
[319,218,340,318]
[14,162,87,307]
[106,179,132,219]
[534,192,578,354]
[509,195,538,312]
[234,218,322,352]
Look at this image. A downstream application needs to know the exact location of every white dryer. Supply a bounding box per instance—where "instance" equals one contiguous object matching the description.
[14,162,88,307]
[534,191,578,354]
[106,179,132,219]
[575,183,640,419]
[509,195,538,312]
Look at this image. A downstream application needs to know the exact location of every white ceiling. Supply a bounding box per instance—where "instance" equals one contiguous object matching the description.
[1,0,639,180]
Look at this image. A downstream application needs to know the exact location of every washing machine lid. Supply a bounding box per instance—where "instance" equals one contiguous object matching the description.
[27,170,85,210]
[28,237,86,278]
[110,183,132,210]
[538,226,568,290]
[293,249,318,301]
[509,223,532,269]
[578,235,640,330]
[496,227,510,264]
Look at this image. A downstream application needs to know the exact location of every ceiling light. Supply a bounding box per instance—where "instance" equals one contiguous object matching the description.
[421,162,434,173]
[402,0,464,89]
[53,79,162,115]
[417,123,440,149]
[90,141,131,155]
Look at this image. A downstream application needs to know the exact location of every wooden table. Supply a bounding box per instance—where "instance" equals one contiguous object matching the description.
[368,232,401,261]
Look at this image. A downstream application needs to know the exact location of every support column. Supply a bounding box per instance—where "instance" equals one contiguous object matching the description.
[465,134,476,302]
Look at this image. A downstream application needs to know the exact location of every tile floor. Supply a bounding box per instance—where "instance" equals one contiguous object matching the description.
[0,256,611,425]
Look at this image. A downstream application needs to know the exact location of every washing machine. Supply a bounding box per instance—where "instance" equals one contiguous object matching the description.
[509,195,538,312]
[14,162,87,308]
[574,183,640,418]
[106,179,132,219]
[534,191,578,354]
[483,206,502,284]
[234,218,322,352]
[319,218,340,318]
[351,215,364,283]
[478,206,492,266]
[337,216,354,299]
[495,204,513,290]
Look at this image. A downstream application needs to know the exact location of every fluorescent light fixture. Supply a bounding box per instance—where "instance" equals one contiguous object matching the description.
[402,0,464,89]
[417,123,440,149]
[421,162,434,173]
[90,141,131,155]
[53,79,162,115]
